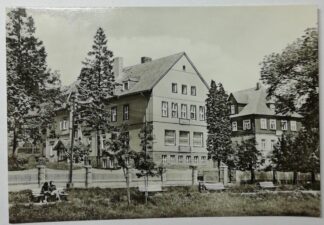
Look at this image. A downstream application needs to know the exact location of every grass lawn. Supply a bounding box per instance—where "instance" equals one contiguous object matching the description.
[9,186,320,223]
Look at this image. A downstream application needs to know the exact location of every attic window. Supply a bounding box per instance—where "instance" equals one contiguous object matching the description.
[182,65,186,71]
[123,81,129,91]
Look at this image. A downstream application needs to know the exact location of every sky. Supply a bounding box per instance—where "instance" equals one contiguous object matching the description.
[26,6,317,92]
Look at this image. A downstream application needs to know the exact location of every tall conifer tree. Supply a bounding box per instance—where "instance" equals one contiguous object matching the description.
[7,8,61,158]
[206,81,233,171]
[76,27,116,166]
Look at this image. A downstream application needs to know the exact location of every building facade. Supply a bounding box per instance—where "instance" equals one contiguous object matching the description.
[229,83,303,166]
[46,52,210,169]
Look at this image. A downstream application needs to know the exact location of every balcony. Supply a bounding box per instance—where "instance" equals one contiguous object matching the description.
[179,118,190,125]
[178,146,191,152]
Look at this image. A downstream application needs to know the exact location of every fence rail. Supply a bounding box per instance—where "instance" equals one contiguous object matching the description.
[8,166,320,192]
[8,166,195,191]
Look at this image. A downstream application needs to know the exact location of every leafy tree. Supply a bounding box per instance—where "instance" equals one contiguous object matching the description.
[297,128,320,182]
[270,133,296,183]
[206,81,233,172]
[270,133,295,172]
[261,28,319,184]
[260,28,318,129]
[6,8,61,159]
[76,27,116,167]
[234,137,264,183]
[135,122,159,204]
[104,124,137,205]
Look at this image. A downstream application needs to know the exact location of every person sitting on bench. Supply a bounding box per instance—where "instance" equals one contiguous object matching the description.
[49,181,61,202]
[41,182,50,203]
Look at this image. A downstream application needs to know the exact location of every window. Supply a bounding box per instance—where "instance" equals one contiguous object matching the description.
[190,105,196,120]
[123,81,129,90]
[162,155,167,163]
[183,65,186,71]
[230,105,235,115]
[178,155,183,163]
[165,130,176,146]
[60,120,68,130]
[290,121,297,131]
[170,155,176,163]
[172,83,177,93]
[261,139,266,150]
[201,156,207,163]
[49,146,53,157]
[111,107,117,122]
[260,118,267,129]
[193,132,203,147]
[111,133,117,140]
[161,101,168,117]
[281,120,288,130]
[186,155,191,163]
[181,104,187,119]
[171,103,178,118]
[271,140,276,151]
[194,156,199,164]
[232,121,237,131]
[182,85,187,95]
[123,104,129,120]
[199,106,205,121]
[243,120,251,130]
[102,158,107,168]
[109,158,114,168]
[270,119,276,130]
[179,131,190,146]
[191,86,196,96]
[100,135,106,149]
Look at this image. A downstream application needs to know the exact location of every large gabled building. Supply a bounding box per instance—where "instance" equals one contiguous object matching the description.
[46,52,210,169]
[229,82,303,166]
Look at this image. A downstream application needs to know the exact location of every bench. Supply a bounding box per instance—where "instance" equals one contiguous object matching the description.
[257,181,277,190]
[32,188,68,202]
[199,182,225,192]
[32,189,45,203]
[138,184,163,193]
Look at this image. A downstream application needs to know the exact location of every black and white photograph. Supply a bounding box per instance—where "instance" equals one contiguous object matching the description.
[3,2,321,224]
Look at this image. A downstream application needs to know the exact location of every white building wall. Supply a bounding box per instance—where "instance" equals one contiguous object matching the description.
[151,55,209,167]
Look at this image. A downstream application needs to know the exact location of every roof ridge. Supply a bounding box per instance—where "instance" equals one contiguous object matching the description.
[123,52,185,70]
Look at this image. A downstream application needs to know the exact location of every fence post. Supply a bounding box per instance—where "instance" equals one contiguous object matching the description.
[84,165,92,188]
[37,165,46,188]
[190,165,198,186]
[220,165,228,185]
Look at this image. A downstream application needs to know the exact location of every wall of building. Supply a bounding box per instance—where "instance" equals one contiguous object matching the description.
[151,55,209,167]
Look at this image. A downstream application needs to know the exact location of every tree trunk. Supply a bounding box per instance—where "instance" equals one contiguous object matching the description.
[272,169,277,184]
[250,167,255,183]
[126,168,131,206]
[12,128,18,157]
[96,129,100,168]
[217,159,221,182]
[293,171,298,185]
[144,174,148,205]
[311,171,316,184]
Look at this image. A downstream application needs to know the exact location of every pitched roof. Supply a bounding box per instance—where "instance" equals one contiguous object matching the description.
[230,85,302,118]
[63,52,209,98]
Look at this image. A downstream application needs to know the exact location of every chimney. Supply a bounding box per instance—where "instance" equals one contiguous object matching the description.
[255,82,261,90]
[113,57,123,79]
[141,56,152,64]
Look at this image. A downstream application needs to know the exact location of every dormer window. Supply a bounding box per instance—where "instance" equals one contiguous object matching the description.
[123,81,129,91]
[230,105,235,115]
